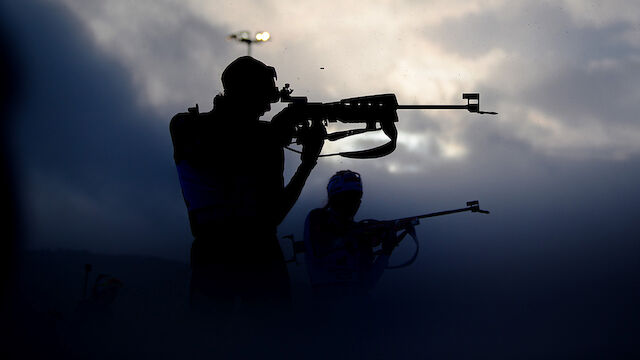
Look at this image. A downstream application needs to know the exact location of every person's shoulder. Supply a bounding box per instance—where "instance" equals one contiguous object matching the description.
[171,110,216,135]
[169,111,189,133]
[305,208,329,239]
[306,208,329,223]
[170,108,201,133]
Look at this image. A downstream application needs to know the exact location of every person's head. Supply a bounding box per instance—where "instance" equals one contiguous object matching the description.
[220,56,279,117]
[327,170,363,220]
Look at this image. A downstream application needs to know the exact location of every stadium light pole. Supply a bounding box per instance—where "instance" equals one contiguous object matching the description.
[228,31,271,56]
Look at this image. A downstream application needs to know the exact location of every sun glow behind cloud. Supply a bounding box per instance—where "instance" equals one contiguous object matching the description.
[58,0,640,165]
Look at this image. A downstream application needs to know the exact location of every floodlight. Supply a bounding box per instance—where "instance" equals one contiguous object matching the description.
[256,32,270,41]
[228,30,271,55]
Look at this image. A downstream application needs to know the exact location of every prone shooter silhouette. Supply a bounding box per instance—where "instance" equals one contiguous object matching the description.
[170,56,324,318]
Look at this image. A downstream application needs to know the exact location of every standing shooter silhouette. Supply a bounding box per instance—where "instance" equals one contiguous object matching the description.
[170,56,324,320]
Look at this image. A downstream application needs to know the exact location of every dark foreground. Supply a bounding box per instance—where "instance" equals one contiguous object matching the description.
[2,249,638,359]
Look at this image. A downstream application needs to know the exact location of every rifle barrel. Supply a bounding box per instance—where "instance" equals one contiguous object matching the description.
[397,105,468,110]
[412,206,475,220]
[366,204,488,232]
[389,206,475,226]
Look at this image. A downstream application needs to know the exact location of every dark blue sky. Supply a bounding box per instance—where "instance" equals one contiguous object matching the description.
[3,0,188,257]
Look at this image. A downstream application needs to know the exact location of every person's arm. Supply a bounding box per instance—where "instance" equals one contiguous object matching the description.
[360,228,398,291]
[274,123,325,225]
[276,160,316,225]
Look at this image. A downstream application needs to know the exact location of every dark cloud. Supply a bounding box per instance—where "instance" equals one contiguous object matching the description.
[56,0,239,113]
[2,0,191,259]
[523,58,640,127]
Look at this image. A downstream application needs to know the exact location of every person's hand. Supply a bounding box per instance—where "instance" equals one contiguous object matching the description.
[356,220,384,246]
[271,107,299,147]
[381,229,400,255]
[301,122,326,164]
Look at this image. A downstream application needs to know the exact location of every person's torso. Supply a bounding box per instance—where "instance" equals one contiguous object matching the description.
[304,208,373,287]
[171,109,284,232]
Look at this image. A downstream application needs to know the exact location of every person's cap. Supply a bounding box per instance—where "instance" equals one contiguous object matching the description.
[327,170,363,198]
[221,56,278,101]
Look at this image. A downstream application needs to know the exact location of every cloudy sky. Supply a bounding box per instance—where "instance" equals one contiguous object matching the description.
[3,0,640,354]
[2,0,639,281]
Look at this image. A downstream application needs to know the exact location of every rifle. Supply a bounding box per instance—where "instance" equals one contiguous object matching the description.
[285,200,490,268]
[277,84,497,159]
[359,200,490,232]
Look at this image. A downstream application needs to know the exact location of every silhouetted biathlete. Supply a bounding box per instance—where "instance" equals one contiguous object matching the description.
[170,56,324,317]
[304,170,399,299]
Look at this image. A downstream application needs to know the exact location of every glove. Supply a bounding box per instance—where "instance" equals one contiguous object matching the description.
[271,107,299,147]
[301,121,326,164]
[381,229,400,255]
